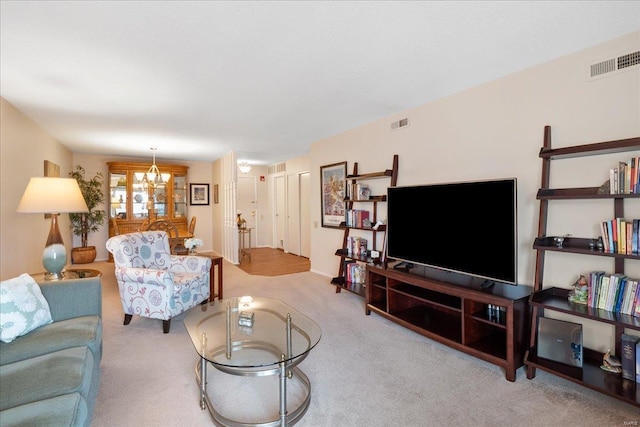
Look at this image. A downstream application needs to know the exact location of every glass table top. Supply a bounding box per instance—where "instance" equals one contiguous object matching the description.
[184,296,321,369]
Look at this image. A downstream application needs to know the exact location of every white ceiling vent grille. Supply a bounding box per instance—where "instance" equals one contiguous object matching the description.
[587,50,640,81]
[390,117,410,131]
[268,162,286,175]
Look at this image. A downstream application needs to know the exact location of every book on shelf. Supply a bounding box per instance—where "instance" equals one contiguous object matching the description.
[609,156,640,194]
[600,217,639,255]
[346,209,370,228]
[346,236,368,257]
[621,334,640,381]
[350,184,370,201]
[637,341,640,383]
[345,262,366,284]
[585,272,640,316]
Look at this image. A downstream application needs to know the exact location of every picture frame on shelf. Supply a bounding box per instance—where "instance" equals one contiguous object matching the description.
[190,183,210,206]
[320,161,347,228]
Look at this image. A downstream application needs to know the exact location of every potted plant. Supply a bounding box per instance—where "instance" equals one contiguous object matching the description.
[69,165,106,264]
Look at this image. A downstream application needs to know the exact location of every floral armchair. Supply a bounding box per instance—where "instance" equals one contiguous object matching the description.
[105,231,212,333]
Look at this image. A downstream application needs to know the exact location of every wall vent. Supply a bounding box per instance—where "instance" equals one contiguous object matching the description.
[390,117,410,131]
[587,50,640,81]
[268,162,286,175]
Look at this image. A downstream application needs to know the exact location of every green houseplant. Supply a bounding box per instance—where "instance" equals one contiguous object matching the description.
[69,165,106,264]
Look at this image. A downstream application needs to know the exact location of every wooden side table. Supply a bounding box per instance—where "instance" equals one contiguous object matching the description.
[238,228,253,262]
[195,251,223,300]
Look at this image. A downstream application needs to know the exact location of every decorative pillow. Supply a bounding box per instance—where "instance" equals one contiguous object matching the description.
[0,273,53,343]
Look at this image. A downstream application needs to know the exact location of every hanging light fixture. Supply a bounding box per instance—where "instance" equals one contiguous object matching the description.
[135,148,171,189]
[238,162,251,174]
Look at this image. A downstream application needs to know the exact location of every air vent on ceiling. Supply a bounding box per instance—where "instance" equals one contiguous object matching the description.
[268,162,286,175]
[390,117,410,131]
[587,50,639,81]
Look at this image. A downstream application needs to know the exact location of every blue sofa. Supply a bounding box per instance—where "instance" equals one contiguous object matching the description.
[0,276,102,427]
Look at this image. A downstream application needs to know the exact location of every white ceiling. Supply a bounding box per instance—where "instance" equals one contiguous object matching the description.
[1,1,639,166]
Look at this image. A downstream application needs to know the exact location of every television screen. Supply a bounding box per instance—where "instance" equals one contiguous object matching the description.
[386,178,518,285]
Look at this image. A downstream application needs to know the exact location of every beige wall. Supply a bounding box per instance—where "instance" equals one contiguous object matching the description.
[1,98,74,278]
[309,31,639,351]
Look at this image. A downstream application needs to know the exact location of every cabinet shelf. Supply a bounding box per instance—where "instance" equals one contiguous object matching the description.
[530,287,640,328]
[526,346,639,407]
[525,126,640,408]
[347,170,395,180]
[538,136,640,159]
[366,264,531,381]
[344,195,387,203]
[533,237,640,259]
[537,187,640,199]
[330,276,366,296]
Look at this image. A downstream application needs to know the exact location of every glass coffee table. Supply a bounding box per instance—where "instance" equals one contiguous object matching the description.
[184,296,321,427]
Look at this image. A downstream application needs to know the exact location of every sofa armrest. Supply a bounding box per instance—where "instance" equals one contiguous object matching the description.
[36,277,102,322]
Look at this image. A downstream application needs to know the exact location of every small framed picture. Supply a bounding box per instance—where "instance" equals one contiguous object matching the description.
[190,183,210,206]
[320,161,347,228]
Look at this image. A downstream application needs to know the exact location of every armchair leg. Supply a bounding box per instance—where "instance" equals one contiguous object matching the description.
[163,319,171,333]
[124,314,132,325]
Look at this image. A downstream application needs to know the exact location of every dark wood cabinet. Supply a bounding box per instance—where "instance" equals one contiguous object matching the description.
[524,126,640,407]
[366,264,532,382]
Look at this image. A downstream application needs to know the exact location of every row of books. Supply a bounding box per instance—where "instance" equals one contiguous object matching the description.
[347,183,371,200]
[599,218,639,255]
[587,271,640,316]
[609,156,639,194]
[346,236,368,257]
[345,261,367,284]
[345,209,371,228]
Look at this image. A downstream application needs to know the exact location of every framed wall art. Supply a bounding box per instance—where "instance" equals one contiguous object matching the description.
[189,183,210,206]
[320,161,347,228]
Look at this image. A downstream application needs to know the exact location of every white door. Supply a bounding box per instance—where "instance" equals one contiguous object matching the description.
[237,176,257,247]
[274,174,286,249]
[286,174,300,255]
[300,172,311,258]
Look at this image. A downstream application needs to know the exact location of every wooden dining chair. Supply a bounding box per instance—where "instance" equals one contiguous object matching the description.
[139,218,149,231]
[112,217,121,235]
[188,216,197,235]
[146,220,180,254]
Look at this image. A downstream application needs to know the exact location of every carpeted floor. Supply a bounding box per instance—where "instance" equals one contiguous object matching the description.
[89,260,639,426]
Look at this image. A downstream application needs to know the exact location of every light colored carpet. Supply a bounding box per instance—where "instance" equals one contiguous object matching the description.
[89,260,639,426]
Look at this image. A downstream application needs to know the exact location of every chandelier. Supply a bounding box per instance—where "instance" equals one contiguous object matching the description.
[238,162,251,174]
[135,148,171,189]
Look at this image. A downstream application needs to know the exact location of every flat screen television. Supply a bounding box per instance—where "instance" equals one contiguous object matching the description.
[386,178,518,286]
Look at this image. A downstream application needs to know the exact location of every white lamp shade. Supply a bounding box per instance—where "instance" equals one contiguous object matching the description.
[17,177,89,214]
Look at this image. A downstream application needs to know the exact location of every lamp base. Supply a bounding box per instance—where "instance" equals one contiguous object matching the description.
[43,243,66,280]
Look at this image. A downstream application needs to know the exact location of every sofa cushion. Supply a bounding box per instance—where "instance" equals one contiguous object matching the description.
[0,393,88,427]
[0,274,52,343]
[0,346,94,411]
[0,315,102,366]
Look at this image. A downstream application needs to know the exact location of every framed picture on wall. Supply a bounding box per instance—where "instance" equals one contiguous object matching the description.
[320,161,347,228]
[190,183,210,206]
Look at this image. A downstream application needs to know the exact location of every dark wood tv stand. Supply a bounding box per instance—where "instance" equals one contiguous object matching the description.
[366,264,532,381]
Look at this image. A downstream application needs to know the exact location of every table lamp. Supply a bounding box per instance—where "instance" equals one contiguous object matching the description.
[17,177,89,280]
